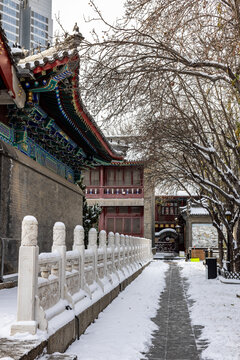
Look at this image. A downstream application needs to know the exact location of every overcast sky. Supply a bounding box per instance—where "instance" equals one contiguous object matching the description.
[52,0,125,39]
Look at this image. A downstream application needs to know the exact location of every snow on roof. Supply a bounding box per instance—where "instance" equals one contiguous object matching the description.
[189,207,209,216]
[18,48,78,70]
[181,204,209,216]
[17,32,84,71]
[155,228,177,236]
[176,190,189,196]
[154,185,195,196]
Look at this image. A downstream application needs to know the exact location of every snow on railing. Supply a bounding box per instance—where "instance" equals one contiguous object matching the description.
[11,216,152,336]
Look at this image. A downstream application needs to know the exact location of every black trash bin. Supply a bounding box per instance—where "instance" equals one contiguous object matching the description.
[206,257,217,279]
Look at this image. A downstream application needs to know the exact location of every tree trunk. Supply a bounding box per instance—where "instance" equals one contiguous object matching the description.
[234,219,240,272]
[227,229,234,272]
[217,229,223,268]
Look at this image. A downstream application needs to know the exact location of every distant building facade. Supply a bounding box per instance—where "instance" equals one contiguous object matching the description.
[155,195,189,252]
[83,162,155,245]
[0,0,53,49]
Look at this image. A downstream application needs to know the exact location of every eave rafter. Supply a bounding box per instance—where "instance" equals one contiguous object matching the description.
[20,55,122,163]
[7,105,101,172]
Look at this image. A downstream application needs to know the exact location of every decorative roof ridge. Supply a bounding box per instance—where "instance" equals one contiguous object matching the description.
[18,48,79,70]
[18,32,84,70]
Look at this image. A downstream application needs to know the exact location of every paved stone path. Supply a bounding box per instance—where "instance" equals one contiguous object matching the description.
[143,262,207,360]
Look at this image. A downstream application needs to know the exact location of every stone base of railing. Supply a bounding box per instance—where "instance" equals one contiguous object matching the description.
[5,263,149,360]
[11,321,38,336]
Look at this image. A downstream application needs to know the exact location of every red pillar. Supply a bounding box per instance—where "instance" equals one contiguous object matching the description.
[100,166,104,186]
[99,211,105,231]
[99,166,104,197]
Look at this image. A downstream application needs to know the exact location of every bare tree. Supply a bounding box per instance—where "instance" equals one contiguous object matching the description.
[79,0,240,269]
[80,0,240,121]
[130,76,240,270]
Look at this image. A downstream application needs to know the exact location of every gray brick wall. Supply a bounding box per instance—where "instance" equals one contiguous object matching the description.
[0,140,83,274]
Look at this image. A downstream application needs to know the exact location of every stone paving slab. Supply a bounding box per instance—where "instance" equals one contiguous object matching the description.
[40,354,77,360]
[143,262,208,360]
[0,338,77,360]
[0,337,47,360]
[0,280,17,290]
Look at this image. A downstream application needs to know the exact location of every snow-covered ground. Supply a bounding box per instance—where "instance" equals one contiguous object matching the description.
[65,261,169,360]
[0,286,45,343]
[0,287,17,337]
[1,261,240,360]
[180,261,240,360]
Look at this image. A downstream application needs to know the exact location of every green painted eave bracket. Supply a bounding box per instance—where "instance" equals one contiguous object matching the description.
[31,78,58,93]
[30,65,72,93]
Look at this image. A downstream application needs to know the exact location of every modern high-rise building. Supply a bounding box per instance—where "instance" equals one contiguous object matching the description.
[0,0,20,46]
[21,0,53,50]
[0,0,53,49]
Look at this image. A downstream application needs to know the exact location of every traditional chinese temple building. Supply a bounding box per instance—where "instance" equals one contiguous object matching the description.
[83,161,155,245]
[0,26,122,276]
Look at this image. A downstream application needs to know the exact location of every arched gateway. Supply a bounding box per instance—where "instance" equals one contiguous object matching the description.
[155,228,179,252]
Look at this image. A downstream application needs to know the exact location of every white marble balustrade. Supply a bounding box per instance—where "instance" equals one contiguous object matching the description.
[11,215,152,336]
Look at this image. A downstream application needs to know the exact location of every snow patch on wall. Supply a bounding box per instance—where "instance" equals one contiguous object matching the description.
[192,223,218,248]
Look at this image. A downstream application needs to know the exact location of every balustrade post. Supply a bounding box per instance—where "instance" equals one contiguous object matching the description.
[141,238,144,261]
[133,236,137,267]
[129,236,133,268]
[145,238,148,261]
[136,237,141,266]
[11,216,39,335]
[145,238,149,261]
[138,237,142,262]
[52,222,66,299]
[115,232,120,272]
[120,234,126,273]
[125,235,130,269]
[130,237,134,265]
[135,237,140,266]
[131,236,137,269]
[108,231,119,279]
[143,238,146,261]
[149,238,153,260]
[135,237,139,263]
[108,231,115,249]
[73,225,85,288]
[99,230,107,277]
[137,237,141,263]
[88,228,97,282]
